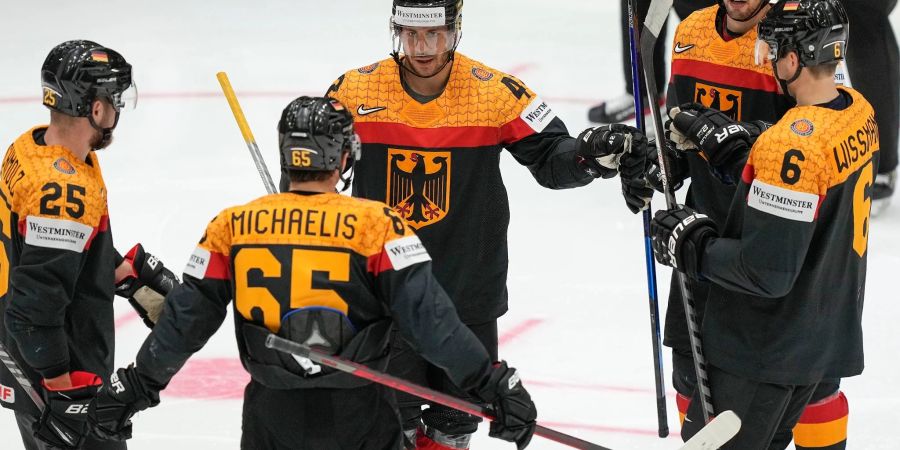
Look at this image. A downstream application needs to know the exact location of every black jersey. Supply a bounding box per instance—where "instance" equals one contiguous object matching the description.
[134,192,492,393]
[0,127,117,414]
[322,53,592,323]
[664,5,792,352]
[700,87,876,384]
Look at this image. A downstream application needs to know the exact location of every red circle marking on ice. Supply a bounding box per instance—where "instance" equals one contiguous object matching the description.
[163,358,248,400]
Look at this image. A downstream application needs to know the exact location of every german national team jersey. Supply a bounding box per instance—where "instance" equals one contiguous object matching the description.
[0,127,117,414]
[134,192,491,392]
[320,53,591,322]
[700,87,876,385]
[664,5,794,354]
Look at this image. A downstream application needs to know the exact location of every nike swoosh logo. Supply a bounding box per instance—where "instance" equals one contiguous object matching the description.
[357,105,386,116]
[674,42,695,54]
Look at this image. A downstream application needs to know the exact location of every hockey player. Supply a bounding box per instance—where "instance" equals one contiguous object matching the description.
[0,40,177,450]
[87,96,539,450]
[297,1,653,448]
[650,1,874,447]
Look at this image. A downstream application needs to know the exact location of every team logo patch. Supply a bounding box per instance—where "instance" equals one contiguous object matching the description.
[357,62,379,74]
[53,158,76,175]
[387,149,451,229]
[694,83,742,121]
[471,67,494,81]
[791,119,815,137]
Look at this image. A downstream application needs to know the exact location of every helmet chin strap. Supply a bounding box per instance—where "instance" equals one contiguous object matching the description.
[88,109,120,150]
[773,57,804,99]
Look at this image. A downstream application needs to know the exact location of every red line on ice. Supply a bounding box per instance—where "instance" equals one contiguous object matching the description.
[498,318,544,347]
[539,420,681,438]
[114,311,140,329]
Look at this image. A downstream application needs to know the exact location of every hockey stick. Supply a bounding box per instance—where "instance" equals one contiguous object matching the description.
[216,71,277,194]
[264,334,611,450]
[265,334,741,450]
[0,340,45,413]
[626,0,669,437]
[639,0,715,423]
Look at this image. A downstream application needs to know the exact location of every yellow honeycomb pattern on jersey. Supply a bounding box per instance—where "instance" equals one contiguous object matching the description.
[5,126,109,227]
[329,53,534,128]
[202,193,413,259]
[750,88,879,194]
[672,6,772,76]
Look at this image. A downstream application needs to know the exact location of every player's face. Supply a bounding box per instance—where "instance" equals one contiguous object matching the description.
[722,0,767,21]
[397,25,454,76]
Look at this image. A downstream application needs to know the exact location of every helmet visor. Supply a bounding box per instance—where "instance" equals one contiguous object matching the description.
[754,38,778,66]
[391,24,458,58]
[110,81,138,112]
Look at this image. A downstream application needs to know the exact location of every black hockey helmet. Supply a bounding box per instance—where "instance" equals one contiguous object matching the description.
[390,0,463,78]
[757,0,849,67]
[278,97,360,175]
[41,40,136,117]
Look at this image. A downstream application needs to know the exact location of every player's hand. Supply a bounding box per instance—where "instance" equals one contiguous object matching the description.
[88,365,160,441]
[645,143,689,194]
[116,244,180,328]
[475,361,537,449]
[650,206,717,279]
[575,124,649,179]
[667,104,756,167]
[34,371,102,449]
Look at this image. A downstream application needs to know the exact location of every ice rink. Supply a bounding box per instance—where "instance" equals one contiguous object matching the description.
[1,1,899,448]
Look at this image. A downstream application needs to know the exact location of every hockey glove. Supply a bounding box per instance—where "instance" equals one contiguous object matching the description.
[575,124,649,179]
[668,104,770,167]
[650,206,717,279]
[88,365,161,441]
[646,142,689,193]
[34,371,103,449]
[474,362,537,449]
[116,244,180,328]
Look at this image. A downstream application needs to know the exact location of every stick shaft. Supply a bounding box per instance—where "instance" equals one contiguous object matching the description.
[216,72,277,194]
[0,340,45,412]
[265,334,611,450]
[627,0,669,437]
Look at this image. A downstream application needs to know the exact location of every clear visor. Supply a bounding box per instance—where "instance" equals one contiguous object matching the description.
[348,132,361,161]
[391,22,457,58]
[754,39,778,66]
[110,81,138,112]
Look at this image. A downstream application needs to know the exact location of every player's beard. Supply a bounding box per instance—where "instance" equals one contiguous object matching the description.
[723,0,767,22]
[403,51,453,79]
[89,128,114,150]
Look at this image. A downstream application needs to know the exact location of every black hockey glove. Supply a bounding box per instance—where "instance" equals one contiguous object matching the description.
[667,104,770,167]
[645,142,689,193]
[575,124,649,179]
[116,244,180,328]
[34,371,103,449]
[474,362,537,449]
[88,365,161,441]
[650,206,717,279]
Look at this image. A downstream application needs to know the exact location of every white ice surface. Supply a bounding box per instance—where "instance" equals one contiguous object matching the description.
[1,1,898,449]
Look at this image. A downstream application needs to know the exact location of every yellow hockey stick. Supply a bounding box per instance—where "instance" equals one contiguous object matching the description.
[216,72,277,194]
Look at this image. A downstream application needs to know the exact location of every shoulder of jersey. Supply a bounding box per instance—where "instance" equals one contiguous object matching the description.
[673,5,718,42]
[453,53,525,98]
[7,127,106,217]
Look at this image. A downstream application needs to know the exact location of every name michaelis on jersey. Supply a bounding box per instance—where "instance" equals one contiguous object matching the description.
[230,207,357,240]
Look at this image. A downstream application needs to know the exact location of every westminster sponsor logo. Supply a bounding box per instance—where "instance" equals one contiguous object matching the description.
[394,6,446,26]
[520,97,557,133]
[184,246,211,279]
[385,235,431,271]
[748,179,819,222]
[25,216,93,252]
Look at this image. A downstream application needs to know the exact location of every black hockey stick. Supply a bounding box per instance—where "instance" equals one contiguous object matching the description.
[626,0,668,437]
[0,340,45,413]
[639,0,715,423]
[265,334,610,450]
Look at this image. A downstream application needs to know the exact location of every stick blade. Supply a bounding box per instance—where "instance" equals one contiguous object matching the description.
[678,410,742,450]
[643,0,674,37]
